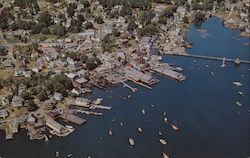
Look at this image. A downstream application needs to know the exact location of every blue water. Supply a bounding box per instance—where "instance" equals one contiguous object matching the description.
[0,17,249,158]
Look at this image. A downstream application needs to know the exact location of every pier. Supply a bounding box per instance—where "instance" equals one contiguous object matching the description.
[172,54,250,64]
[121,82,138,92]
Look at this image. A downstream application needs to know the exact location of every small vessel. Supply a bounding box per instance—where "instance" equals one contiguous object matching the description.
[162,152,170,158]
[142,109,145,115]
[233,81,242,87]
[171,122,179,131]
[234,58,240,65]
[159,138,167,145]
[211,71,215,76]
[55,151,59,157]
[238,91,244,96]
[235,101,242,107]
[44,135,49,142]
[137,127,143,133]
[151,104,154,108]
[158,131,162,136]
[67,153,73,158]
[176,67,183,71]
[164,117,168,123]
[129,138,135,146]
[108,130,113,136]
[120,122,124,126]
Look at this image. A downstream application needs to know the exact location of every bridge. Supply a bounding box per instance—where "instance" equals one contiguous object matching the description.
[171,54,250,64]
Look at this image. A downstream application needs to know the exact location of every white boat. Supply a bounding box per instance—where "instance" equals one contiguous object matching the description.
[142,109,145,115]
[158,131,162,136]
[55,151,59,157]
[120,122,124,126]
[171,123,179,131]
[159,138,167,145]
[238,91,244,96]
[235,101,242,106]
[164,117,168,123]
[44,135,49,142]
[67,153,73,158]
[233,81,242,86]
[129,138,135,146]
[108,130,113,136]
[162,152,170,158]
[137,127,143,133]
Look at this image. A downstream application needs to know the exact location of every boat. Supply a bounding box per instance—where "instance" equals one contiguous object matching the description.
[66,153,73,158]
[162,152,169,158]
[159,138,167,145]
[108,130,113,136]
[120,122,124,126]
[164,117,168,123]
[137,127,143,133]
[55,151,59,157]
[233,81,242,86]
[158,131,162,136]
[44,135,49,142]
[238,91,244,96]
[235,101,242,106]
[211,71,215,76]
[171,122,179,131]
[129,138,135,146]
[234,58,241,65]
[141,109,145,115]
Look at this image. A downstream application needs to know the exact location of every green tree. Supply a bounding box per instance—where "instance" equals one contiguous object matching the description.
[94,16,104,24]
[84,21,94,29]
[128,20,138,31]
[52,24,66,36]
[38,11,53,27]
[31,23,42,34]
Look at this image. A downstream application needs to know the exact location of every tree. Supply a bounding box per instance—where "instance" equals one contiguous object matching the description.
[37,89,47,101]
[102,34,116,51]
[159,6,177,24]
[84,21,94,29]
[94,16,104,24]
[183,16,189,23]
[86,58,97,70]
[38,11,53,27]
[138,10,155,25]
[128,20,138,31]
[31,23,42,34]
[194,12,205,27]
[53,24,66,36]
[0,46,8,56]
[113,28,120,37]
[138,24,159,36]
[80,0,90,8]
[41,27,51,34]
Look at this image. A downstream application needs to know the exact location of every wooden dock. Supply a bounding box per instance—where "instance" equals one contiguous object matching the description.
[172,54,250,64]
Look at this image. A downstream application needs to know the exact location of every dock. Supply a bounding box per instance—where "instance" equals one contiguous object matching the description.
[90,105,112,110]
[121,82,138,92]
[60,113,86,125]
[172,54,250,64]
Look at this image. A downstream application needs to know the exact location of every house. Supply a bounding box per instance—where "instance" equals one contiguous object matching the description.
[12,96,23,107]
[65,73,76,80]
[73,97,90,107]
[3,59,14,68]
[75,77,88,85]
[18,84,27,95]
[54,92,63,101]
[0,109,8,119]
[0,96,10,107]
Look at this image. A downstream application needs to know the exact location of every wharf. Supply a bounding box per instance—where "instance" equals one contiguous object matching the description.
[172,54,250,64]
[121,82,138,92]
[90,105,112,110]
[60,113,86,125]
